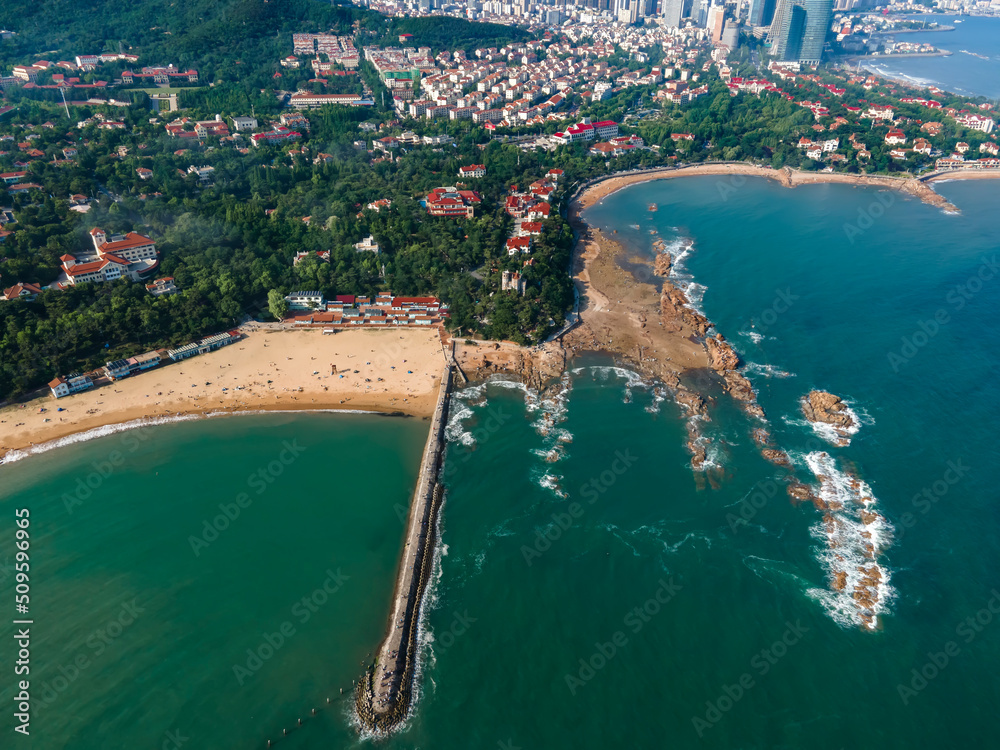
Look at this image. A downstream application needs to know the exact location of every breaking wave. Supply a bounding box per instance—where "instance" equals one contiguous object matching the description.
[800,451,894,631]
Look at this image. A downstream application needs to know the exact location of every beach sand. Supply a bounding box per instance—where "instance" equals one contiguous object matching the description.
[0,328,448,460]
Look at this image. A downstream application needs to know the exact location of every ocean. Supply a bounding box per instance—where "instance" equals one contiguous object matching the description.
[2,176,1000,748]
[861,15,1000,99]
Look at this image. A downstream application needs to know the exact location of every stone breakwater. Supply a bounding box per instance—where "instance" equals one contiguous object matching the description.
[355,366,452,733]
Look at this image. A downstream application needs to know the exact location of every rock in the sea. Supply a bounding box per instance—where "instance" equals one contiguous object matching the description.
[653,251,672,276]
[704,334,741,372]
[761,448,791,467]
[801,390,855,430]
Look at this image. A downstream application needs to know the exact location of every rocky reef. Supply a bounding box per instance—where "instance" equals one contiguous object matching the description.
[801,390,857,446]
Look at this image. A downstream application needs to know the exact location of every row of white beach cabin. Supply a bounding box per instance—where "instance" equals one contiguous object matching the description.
[48,330,241,398]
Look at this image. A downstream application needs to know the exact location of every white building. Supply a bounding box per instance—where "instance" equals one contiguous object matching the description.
[285,291,325,310]
[354,235,381,254]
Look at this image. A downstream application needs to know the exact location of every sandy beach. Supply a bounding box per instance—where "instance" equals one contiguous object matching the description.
[0,328,448,460]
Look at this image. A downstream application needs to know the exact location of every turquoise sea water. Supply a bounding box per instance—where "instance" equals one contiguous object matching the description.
[2,177,999,748]
[862,15,1000,98]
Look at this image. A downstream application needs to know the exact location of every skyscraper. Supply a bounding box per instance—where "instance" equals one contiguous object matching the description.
[662,0,684,28]
[707,4,726,42]
[768,0,831,65]
[748,0,776,27]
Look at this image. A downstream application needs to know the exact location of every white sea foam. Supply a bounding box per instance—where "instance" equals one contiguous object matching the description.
[743,362,796,379]
[0,413,203,465]
[645,387,667,415]
[740,330,765,345]
[538,472,568,498]
[801,451,894,631]
[810,402,863,446]
[444,401,476,446]
[683,282,708,317]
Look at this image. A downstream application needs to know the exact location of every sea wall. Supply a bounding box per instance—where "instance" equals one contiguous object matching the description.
[355,365,453,732]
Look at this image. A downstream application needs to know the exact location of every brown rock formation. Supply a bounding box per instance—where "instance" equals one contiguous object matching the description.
[660,284,711,335]
[802,390,855,430]
[705,334,741,372]
[653,250,672,276]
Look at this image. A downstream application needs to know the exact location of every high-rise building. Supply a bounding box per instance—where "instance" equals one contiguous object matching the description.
[662,0,684,27]
[696,0,710,25]
[768,0,831,65]
[707,4,726,42]
[748,0,776,26]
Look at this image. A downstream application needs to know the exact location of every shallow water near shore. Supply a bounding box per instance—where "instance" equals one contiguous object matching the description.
[2,177,1000,748]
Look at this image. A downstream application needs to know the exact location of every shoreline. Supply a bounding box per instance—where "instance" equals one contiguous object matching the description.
[0,328,447,462]
[567,162,1000,214]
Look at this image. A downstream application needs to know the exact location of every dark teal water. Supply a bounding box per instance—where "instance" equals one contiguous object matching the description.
[0,413,427,748]
[2,177,999,749]
[863,15,1000,98]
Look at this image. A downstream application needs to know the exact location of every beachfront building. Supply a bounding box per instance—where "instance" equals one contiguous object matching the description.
[286,295,448,327]
[48,373,94,398]
[165,330,240,362]
[103,351,162,380]
[285,291,325,310]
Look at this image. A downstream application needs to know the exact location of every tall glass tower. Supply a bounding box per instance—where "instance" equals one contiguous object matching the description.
[768,0,831,65]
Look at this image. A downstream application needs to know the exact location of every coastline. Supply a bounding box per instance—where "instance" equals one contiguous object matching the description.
[0,328,447,462]
[567,162,997,214]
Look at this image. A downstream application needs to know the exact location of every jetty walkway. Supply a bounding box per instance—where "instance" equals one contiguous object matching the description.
[355,364,453,731]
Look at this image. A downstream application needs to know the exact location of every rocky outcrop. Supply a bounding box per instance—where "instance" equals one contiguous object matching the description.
[660,284,710,335]
[801,390,857,446]
[802,390,853,428]
[705,334,741,372]
[653,250,672,276]
[457,341,566,390]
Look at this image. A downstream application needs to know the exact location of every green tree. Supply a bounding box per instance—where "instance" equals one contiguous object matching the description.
[267,289,288,320]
